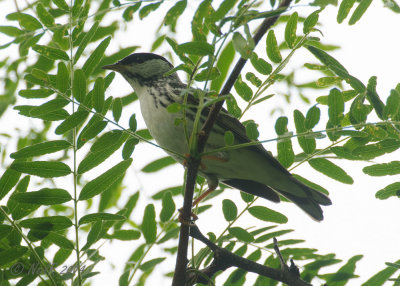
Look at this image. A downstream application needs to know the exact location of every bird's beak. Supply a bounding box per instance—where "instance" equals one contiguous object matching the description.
[102,63,125,72]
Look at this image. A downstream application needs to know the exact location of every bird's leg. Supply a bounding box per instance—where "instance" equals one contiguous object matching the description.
[192,176,219,206]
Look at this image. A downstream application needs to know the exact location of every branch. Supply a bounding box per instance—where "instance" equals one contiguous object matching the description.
[172,1,294,285]
[187,225,312,286]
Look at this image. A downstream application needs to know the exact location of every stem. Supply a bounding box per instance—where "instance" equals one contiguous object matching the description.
[69,1,82,284]
[0,207,57,286]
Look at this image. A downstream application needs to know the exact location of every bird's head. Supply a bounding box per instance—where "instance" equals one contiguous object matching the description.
[102,53,179,87]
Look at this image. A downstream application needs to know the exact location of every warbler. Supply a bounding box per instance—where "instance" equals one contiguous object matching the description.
[103,53,331,221]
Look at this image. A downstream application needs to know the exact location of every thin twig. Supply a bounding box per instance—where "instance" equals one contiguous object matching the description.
[172,1,294,285]
[187,225,311,286]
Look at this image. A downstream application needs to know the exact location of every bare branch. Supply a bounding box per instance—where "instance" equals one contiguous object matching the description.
[187,225,312,286]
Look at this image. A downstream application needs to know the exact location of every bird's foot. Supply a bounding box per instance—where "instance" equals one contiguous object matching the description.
[178,208,198,226]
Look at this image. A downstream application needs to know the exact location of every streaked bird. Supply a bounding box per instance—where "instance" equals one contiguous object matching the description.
[103,53,331,221]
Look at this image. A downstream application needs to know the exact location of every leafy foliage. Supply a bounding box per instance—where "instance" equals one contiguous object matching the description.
[0,0,399,285]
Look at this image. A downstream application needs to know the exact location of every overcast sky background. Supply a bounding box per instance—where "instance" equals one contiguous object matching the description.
[1,1,400,285]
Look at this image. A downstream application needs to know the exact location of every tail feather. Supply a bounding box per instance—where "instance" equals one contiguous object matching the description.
[221,176,331,221]
[222,179,280,203]
[277,188,325,221]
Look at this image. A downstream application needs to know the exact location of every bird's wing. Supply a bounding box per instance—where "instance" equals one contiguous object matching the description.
[184,91,290,175]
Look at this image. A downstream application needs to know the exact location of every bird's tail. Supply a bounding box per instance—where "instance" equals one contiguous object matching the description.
[276,177,332,221]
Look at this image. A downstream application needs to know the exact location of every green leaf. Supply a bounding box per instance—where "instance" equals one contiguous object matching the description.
[240,191,254,203]
[366,76,385,119]
[266,30,282,63]
[303,10,320,34]
[122,137,139,159]
[248,206,288,224]
[285,12,298,48]
[0,246,28,267]
[79,159,132,200]
[383,0,400,13]
[212,0,238,21]
[78,132,129,174]
[194,67,220,81]
[82,36,111,76]
[337,0,356,23]
[164,0,187,32]
[45,232,74,249]
[352,139,400,160]
[0,167,21,200]
[55,110,89,135]
[328,88,344,126]
[79,213,126,225]
[307,45,348,76]
[349,0,372,25]
[30,99,69,117]
[160,191,175,222]
[178,41,215,56]
[245,121,259,140]
[383,89,400,119]
[6,12,42,30]
[112,98,122,122]
[11,161,71,178]
[0,25,23,37]
[139,257,166,272]
[53,248,73,266]
[11,140,71,159]
[316,76,342,87]
[305,105,320,129]
[349,94,370,124]
[309,158,353,184]
[228,227,254,243]
[77,117,108,149]
[250,53,272,75]
[232,32,252,59]
[222,199,237,221]
[224,131,234,146]
[142,204,157,244]
[226,95,242,118]
[363,161,400,176]
[74,21,99,63]
[294,110,316,154]
[56,62,69,93]
[307,46,366,93]
[375,182,400,200]
[19,88,54,99]
[12,188,72,205]
[53,0,69,11]
[92,77,105,112]
[32,45,69,61]
[73,69,87,103]
[324,255,363,284]
[107,229,141,241]
[254,229,293,243]
[234,75,253,102]
[362,259,400,286]
[19,216,72,231]
[36,4,55,27]
[90,130,123,152]
[277,137,294,168]
[129,114,137,131]
[83,221,103,250]
[211,42,235,92]
[246,72,261,87]
[139,2,162,19]
[142,156,176,173]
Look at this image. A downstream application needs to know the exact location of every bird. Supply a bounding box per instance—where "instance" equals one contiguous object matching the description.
[102,53,332,221]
